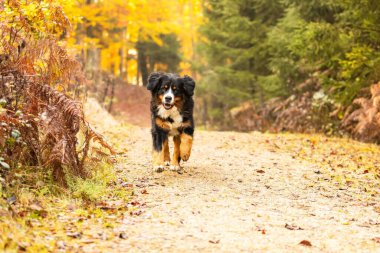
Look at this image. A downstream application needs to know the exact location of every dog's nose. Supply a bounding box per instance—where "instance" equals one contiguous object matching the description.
[165,96,172,103]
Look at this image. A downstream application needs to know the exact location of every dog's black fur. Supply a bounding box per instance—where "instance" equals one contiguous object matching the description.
[147,72,195,171]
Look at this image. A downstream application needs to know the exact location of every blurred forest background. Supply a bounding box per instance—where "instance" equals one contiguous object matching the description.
[24,0,380,143]
[197,0,380,143]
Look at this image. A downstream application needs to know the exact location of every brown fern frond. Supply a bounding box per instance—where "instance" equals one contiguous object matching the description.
[0,1,115,186]
[342,82,380,143]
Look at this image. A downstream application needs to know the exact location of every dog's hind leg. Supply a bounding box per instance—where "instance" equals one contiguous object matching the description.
[170,135,181,171]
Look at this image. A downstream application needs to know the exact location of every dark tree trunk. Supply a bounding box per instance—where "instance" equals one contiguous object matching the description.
[119,47,124,78]
[108,79,116,113]
[202,98,208,128]
[138,47,148,86]
[101,77,110,103]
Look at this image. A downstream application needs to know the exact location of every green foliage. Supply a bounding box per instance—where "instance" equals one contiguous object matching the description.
[66,161,116,201]
[198,0,284,127]
[137,33,182,86]
[198,0,380,129]
[332,45,380,104]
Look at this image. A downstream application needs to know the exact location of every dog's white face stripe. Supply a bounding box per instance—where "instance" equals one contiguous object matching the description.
[163,87,174,104]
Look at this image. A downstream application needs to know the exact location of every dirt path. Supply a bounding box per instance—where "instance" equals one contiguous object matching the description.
[95,126,379,252]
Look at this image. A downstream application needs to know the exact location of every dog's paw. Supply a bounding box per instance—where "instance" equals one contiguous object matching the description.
[180,152,190,161]
[169,164,180,171]
[169,165,184,174]
[153,165,164,173]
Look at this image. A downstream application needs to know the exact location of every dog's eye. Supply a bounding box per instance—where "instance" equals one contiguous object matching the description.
[164,85,168,90]
[172,86,177,90]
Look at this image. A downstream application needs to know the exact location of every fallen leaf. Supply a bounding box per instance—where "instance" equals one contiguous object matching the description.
[56,241,66,250]
[119,232,128,239]
[17,242,29,251]
[299,240,312,247]
[66,232,82,239]
[129,201,140,206]
[256,170,265,174]
[29,204,43,211]
[209,239,220,244]
[40,210,48,218]
[7,195,16,205]
[130,210,143,216]
[97,200,125,210]
[141,189,148,194]
[285,223,303,230]
[0,161,10,170]
[80,239,95,244]
[369,219,380,225]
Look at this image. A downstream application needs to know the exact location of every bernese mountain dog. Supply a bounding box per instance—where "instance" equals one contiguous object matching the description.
[146,72,195,173]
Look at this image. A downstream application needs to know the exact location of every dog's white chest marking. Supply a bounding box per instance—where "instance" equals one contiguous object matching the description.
[157,105,182,136]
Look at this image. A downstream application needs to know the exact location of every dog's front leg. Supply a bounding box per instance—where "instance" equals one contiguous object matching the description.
[155,118,171,166]
[179,122,194,162]
[152,133,168,172]
[170,135,181,171]
[155,118,172,132]
[163,138,170,166]
[180,132,193,162]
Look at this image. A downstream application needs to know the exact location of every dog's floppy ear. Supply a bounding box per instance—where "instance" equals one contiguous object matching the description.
[147,72,163,91]
[182,75,195,96]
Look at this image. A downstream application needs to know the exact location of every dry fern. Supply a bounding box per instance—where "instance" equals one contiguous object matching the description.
[342,83,380,143]
[0,1,114,186]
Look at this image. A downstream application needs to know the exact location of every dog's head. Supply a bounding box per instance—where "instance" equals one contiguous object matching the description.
[147,72,195,110]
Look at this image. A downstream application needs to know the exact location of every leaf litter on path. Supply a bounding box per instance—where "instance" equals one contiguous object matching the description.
[285,223,304,230]
[299,240,312,247]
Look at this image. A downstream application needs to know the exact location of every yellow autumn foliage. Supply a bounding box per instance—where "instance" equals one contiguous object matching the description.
[59,0,203,81]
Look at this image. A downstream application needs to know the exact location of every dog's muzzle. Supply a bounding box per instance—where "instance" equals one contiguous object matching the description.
[162,88,174,110]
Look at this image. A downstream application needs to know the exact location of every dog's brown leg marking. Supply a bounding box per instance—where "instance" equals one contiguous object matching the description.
[180,121,192,129]
[180,133,193,161]
[155,117,171,131]
[152,138,167,171]
[171,135,181,166]
[164,138,170,164]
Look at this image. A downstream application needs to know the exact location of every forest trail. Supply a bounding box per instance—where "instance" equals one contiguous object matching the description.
[94,125,380,252]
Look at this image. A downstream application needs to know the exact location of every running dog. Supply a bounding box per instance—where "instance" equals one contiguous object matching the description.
[147,72,195,172]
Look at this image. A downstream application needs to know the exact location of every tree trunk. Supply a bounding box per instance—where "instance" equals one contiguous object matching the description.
[202,98,208,129]
[84,0,100,74]
[101,77,110,103]
[108,79,116,113]
[137,41,148,86]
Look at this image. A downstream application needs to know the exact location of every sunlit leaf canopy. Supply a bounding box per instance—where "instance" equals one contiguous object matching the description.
[59,0,203,82]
